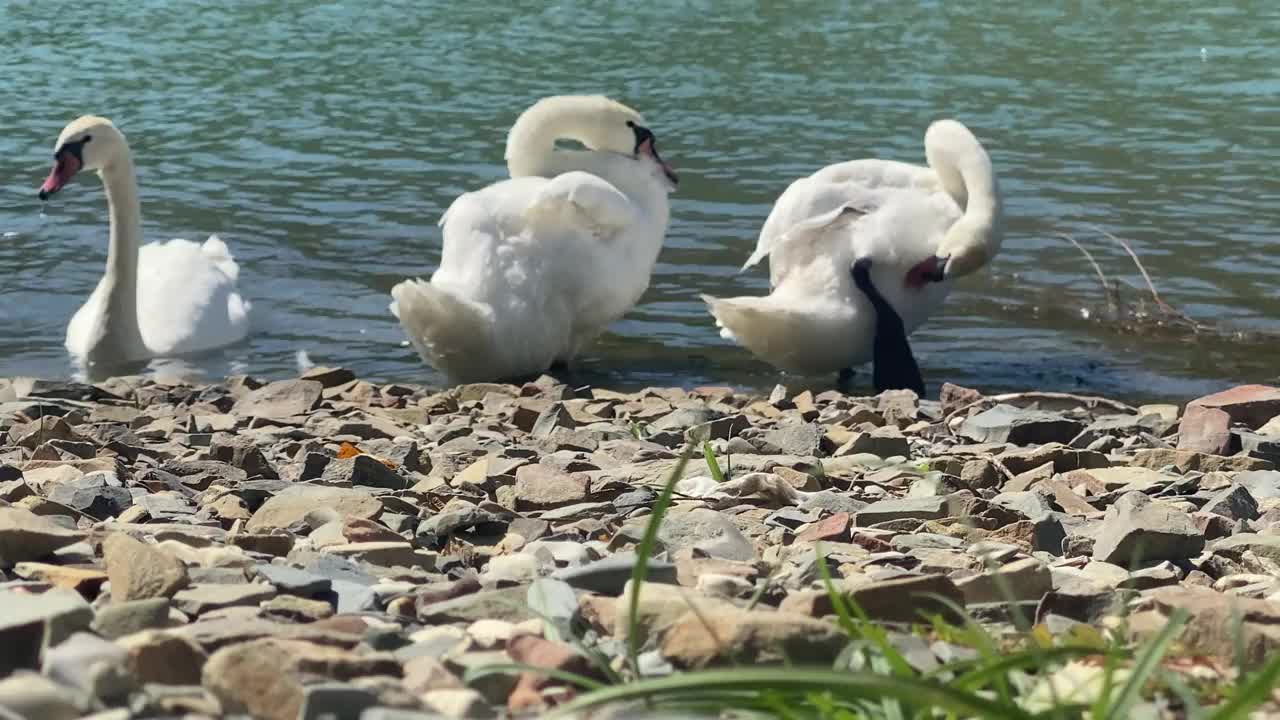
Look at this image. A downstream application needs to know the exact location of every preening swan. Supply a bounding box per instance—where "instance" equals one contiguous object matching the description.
[702,118,1001,389]
[390,95,678,384]
[38,116,251,375]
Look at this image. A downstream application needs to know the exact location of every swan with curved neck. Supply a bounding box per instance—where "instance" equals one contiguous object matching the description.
[38,116,250,375]
[704,118,1002,388]
[391,95,678,383]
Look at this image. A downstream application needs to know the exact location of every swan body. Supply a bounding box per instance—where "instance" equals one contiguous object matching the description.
[703,119,1002,377]
[391,95,678,383]
[39,116,250,371]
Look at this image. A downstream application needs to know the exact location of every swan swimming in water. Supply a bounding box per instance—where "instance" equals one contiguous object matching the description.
[390,95,678,384]
[37,116,251,377]
[702,118,1002,392]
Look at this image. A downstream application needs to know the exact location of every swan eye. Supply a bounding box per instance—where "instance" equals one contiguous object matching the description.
[83,135,92,143]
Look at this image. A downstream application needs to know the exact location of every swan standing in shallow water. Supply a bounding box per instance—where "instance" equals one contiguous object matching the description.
[37,116,251,376]
[390,95,678,383]
[702,119,1002,391]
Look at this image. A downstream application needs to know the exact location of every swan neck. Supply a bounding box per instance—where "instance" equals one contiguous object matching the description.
[506,103,591,178]
[98,157,145,353]
[930,136,999,224]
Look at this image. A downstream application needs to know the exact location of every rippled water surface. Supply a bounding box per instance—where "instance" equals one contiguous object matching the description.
[2,1,1278,402]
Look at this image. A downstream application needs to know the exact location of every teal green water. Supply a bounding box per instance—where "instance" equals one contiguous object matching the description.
[2,1,1278,401]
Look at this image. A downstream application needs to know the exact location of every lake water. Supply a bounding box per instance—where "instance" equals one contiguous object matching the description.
[2,1,1278,403]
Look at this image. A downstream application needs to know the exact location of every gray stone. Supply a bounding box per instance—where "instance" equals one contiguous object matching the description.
[555,552,677,594]
[1211,534,1280,562]
[631,508,756,562]
[322,455,406,490]
[247,485,382,532]
[0,671,85,720]
[0,588,93,667]
[855,496,952,526]
[90,598,172,639]
[232,379,323,420]
[956,558,1052,604]
[1092,491,1204,565]
[757,423,824,456]
[173,583,277,616]
[42,632,133,702]
[103,532,190,602]
[1235,470,1280,501]
[417,586,534,624]
[959,405,1084,446]
[0,507,83,567]
[299,683,380,720]
[254,564,333,596]
[1202,485,1259,521]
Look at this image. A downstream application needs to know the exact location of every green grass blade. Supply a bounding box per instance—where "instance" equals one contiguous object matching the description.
[1102,608,1188,720]
[702,440,725,482]
[543,667,1037,720]
[1207,654,1280,720]
[627,445,693,675]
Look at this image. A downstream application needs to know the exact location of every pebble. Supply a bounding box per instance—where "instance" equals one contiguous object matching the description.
[0,371,1273,716]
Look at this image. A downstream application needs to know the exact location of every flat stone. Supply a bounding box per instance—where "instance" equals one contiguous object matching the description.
[321,455,406,490]
[855,496,953,526]
[232,379,324,421]
[417,586,535,624]
[255,564,333,596]
[0,588,93,669]
[103,532,190,602]
[0,507,83,567]
[1129,449,1272,473]
[959,405,1084,446]
[247,485,381,532]
[1092,492,1204,565]
[781,574,964,624]
[513,465,590,510]
[623,507,756,562]
[796,512,852,543]
[554,553,676,594]
[661,608,846,669]
[842,426,910,459]
[202,638,399,720]
[298,683,380,720]
[758,423,824,456]
[1186,384,1280,429]
[173,583,277,616]
[11,562,106,595]
[956,557,1052,604]
[1203,485,1259,521]
[1211,534,1280,562]
[1128,585,1280,668]
[0,671,85,720]
[1178,404,1234,455]
[90,598,172,639]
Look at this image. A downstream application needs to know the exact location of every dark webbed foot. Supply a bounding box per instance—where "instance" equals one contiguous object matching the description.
[850,258,926,397]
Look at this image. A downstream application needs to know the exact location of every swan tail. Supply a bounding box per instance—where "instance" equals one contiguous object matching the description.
[390,279,493,376]
[702,293,843,373]
[201,234,242,283]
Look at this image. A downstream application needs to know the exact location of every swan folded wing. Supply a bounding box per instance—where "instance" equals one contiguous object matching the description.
[743,176,888,272]
[522,171,637,238]
[745,191,883,283]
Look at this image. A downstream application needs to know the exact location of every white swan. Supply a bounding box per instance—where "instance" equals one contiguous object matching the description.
[38,116,250,373]
[702,118,1002,380]
[390,95,678,383]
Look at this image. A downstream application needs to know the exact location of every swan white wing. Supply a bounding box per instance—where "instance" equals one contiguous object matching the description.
[522,171,637,238]
[133,237,250,356]
[745,159,943,273]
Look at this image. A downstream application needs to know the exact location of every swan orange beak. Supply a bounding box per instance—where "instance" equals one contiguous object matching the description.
[638,136,678,186]
[38,150,81,201]
[905,255,947,289]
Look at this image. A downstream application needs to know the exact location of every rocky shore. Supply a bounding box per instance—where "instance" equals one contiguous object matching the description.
[1,370,1279,719]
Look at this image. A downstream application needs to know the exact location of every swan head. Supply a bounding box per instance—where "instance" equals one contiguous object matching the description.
[38,116,126,200]
[506,95,679,190]
[911,119,1003,285]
